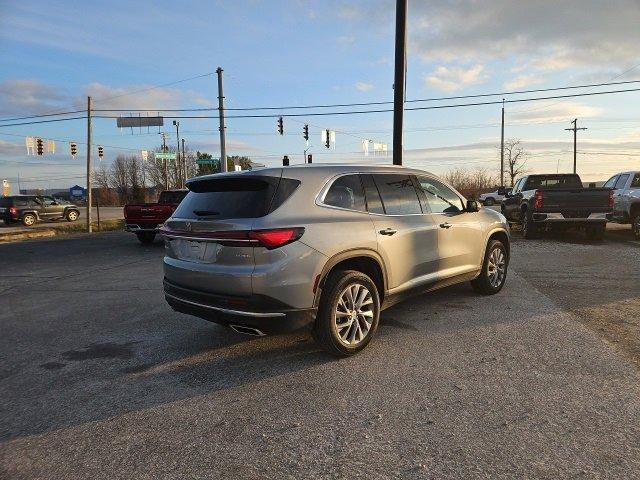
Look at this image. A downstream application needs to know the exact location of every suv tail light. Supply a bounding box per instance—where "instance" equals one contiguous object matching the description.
[608,189,614,209]
[534,191,543,209]
[160,226,304,250]
[9,206,17,216]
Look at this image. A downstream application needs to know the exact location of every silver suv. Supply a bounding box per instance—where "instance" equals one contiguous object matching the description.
[162,164,510,356]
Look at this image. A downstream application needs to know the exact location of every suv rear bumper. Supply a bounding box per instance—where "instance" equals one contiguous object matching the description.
[532,212,609,223]
[163,279,316,335]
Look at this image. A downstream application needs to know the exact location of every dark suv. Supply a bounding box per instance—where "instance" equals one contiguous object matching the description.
[0,196,81,226]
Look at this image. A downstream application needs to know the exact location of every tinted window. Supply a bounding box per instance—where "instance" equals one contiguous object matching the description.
[615,174,630,189]
[41,196,56,206]
[603,175,618,188]
[176,176,288,220]
[417,176,464,214]
[0,198,10,207]
[373,174,422,215]
[361,174,384,214]
[159,190,187,204]
[524,175,583,189]
[323,175,366,211]
[632,174,640,188]
[14,198,29,207]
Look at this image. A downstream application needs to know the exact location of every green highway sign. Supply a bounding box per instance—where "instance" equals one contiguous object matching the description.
[196,158,220,166]
[155,152,177,160]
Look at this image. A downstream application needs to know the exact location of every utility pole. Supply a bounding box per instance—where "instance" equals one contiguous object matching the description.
[86,96,92,233]
[161,132,168,189]
[216,67,227,173]
[565,118,587,174]
[181,138,186,185]
[500,99,505,187]
[392,0,408,166]
[173,120,181,187]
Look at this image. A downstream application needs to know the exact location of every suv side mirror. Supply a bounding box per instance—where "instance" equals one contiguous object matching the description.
[466,200,479,212]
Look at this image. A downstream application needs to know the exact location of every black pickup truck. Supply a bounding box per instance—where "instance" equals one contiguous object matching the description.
[501,174,613,239]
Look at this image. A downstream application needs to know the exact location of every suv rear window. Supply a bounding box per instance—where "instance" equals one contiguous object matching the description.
[524,175,582,189]
[175,175,300,220]
[0,198,10,207]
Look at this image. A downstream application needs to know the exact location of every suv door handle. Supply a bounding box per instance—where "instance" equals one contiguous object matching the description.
[379,228,397,236]
[439,222,452,229]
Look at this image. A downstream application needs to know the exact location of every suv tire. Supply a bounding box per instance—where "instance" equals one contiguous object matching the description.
[136,232,156,244]
[632,212,640,240]
[313,269,380,357]
[66,210,79,222]
[522,208,538,239]
[22,213,36,227]
[471,239,508,295]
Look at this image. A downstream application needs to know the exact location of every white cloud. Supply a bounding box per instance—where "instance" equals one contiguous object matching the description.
[0,139,26,156]
[0,80,69,116]
[355,82,374,92]
[424,65,488,92]
[503,75,543,90]
[83,83,213,111]
[509,102,603,123]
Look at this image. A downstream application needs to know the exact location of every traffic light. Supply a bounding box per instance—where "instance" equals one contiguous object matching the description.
[307,154,312,164]
[70,142,77,158]
[282,155,289,166]
[97,146,104,159]
[277,117,284,135]
[303,124,309,141]
[36,138,44,156]
[325,129,330,149]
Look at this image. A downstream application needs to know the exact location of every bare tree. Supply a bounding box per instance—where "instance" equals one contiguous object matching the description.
[110,155,129,204]
[502,138,528,186]
[442,167,498,198]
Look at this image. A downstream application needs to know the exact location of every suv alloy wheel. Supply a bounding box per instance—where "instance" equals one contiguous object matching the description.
[22,213,36,227]
[471,239,508,295]
[313,270,380,357]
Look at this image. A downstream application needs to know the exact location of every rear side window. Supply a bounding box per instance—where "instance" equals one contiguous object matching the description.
[615,174,630,189]
[323,175,366,212]
[632,174,640,188]
[373,174,422,215]
[176,176,299,220]
[159,191,187,204]
[14,198,29,207]
[0,198,10,207]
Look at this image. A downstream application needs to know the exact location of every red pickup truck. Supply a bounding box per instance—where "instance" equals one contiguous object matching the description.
[124,190,187,243]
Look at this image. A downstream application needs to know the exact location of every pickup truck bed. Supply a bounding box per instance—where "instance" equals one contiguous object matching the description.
[124,190,187,243]
[502,174,613,240]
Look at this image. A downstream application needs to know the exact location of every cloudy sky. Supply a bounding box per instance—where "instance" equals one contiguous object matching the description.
[1,0,640,190]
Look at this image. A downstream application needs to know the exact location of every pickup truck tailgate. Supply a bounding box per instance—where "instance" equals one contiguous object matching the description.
[538,188,612,214]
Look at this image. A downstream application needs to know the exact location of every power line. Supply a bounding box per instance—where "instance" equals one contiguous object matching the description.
[0,116,87,128]
[87,86,640,120]
[89,78,640,112]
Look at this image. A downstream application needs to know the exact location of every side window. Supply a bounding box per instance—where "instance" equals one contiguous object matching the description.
[372,174,422,215]
[323,174,366,212]
[417,176,464,214]
[512,178,523,194]
[360,174,385,214]
[614,174,630,190]
[603,175,618,189]
[631,174,640,188]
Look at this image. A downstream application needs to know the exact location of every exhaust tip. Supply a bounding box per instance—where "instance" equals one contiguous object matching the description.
[229,324,266,337]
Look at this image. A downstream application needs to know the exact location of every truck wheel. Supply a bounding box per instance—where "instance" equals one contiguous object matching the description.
[136,232,156,244]
[66,210,79,222]
[522,209,538,239]
[586,224,605,241]
[313,269,380,357]
[471,239,508,295]
[22,213,36,227]
[484,197,495,206]
[632,213,640,240]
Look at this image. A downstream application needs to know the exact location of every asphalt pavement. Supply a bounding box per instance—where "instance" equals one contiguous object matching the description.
[0,231,639,479]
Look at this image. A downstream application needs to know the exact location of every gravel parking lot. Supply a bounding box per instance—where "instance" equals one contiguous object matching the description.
[1,230,639,479]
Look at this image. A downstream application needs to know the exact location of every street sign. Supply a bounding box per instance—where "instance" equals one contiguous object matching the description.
[196,158,220,166]
[155,152,177,160]
[117,116,164,128]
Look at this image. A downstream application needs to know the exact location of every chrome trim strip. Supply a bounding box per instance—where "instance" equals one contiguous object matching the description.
[164,292,286,318]
[162,233,259,244]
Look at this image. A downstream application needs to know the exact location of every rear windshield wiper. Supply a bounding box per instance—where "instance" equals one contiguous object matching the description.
[193,210,220,216]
